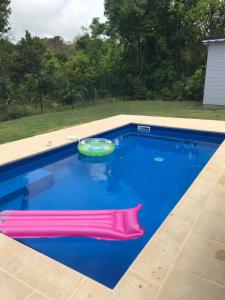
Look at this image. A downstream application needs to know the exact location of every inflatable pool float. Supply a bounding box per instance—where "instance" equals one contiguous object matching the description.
[0,204,144,240]
[78,138,115,156]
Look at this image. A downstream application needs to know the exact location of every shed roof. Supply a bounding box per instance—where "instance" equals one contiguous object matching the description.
[203,36,225,44]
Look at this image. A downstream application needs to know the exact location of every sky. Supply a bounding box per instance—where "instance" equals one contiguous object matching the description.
[9,0,106,42]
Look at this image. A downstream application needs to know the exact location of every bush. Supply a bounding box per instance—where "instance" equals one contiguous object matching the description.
[0,105,37,121]
[160,81,185,101]
[0,105,7,121]
[184,68,205,101]
[6,105,29,120]
[160,68,205,101]
[132,78,149,100]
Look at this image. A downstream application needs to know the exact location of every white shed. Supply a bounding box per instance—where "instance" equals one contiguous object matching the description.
[203,37,225,106]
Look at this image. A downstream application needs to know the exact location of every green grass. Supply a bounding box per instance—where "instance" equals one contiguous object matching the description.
[1,100,225,145]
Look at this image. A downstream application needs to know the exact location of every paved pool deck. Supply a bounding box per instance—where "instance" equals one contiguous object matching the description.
[0,114,225,300]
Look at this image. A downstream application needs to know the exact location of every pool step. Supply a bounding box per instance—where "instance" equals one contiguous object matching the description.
[0,169,53,201]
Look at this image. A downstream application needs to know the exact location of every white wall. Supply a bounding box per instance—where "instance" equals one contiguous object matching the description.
[203,42,225,106]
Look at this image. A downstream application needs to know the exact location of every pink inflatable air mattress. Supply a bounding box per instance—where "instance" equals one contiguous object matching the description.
[0,204,144,240]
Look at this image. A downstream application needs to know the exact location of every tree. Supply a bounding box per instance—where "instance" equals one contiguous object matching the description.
[16,31,46,112]
[105,0,149,79]
[43,36,74,61]
[0,0,10,36]
[89,18,106,38]
[104,0,225,99]
[1,0,225,122]
[0,0,11,100]
[64,51,94,107]
[190,0,225,36]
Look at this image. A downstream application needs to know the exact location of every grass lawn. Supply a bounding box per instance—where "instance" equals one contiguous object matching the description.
[1,100,225,145]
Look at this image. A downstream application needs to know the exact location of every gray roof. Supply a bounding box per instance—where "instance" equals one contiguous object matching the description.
[203,36,225,44]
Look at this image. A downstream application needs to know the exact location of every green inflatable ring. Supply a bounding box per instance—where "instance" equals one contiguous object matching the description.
[78,138,115,156]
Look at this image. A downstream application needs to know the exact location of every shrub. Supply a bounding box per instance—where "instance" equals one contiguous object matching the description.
[0,105,37,121]
[6,105,29,120]
[160,81,185,101]
[160,68,205,101]
[184,68,205,101]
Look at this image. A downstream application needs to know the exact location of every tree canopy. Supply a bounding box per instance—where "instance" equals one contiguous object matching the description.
[0,0,10,36]
[0,0,225,120]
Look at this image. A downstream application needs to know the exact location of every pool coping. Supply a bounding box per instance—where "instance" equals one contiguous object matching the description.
[0,114,225,300]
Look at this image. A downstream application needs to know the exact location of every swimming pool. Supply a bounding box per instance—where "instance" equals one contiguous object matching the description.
[0,124,224,288]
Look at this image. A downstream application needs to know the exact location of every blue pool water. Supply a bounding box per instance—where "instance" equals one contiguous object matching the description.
[0,124,224,288]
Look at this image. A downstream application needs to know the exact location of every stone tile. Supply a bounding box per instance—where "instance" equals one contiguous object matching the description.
[156,214,192,247]
[207,154,224,170]
[156,268,225,300]
[197,165,219,183]
[26,292,49,300]
[208,151,225,170]
[175,234,225,287]
[131,235,178,285]
[179,195,203,212]
[183,181,210,208]
[0,269,32,300]
[204,184,225,216]
[172,197,201,224]
[16,254,82,300]
[218,172,225,186]
[193,210,225,245]
[114,270,159,300]
[68,279,114,300]
[0,234,36,274]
